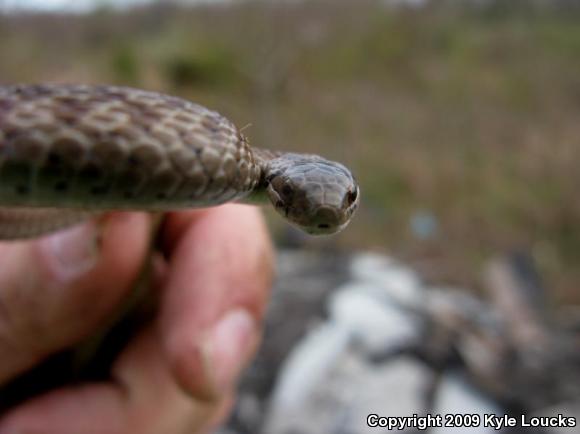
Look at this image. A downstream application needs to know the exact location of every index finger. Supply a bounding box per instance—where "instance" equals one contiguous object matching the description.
[158,205,274,400]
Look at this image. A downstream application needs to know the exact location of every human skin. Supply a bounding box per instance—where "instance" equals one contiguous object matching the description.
[0,204,274,433]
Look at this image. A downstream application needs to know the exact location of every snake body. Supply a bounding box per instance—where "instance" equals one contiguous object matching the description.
[0,84,359,238]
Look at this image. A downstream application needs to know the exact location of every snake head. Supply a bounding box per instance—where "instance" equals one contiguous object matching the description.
[265,154,359,235]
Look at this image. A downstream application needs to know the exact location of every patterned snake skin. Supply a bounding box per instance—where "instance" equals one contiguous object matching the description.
[0,84,359,238]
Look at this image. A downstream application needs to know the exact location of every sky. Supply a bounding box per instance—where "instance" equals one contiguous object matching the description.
[0,0,150,12]
[0,0,428,13]
[0,0,221,13]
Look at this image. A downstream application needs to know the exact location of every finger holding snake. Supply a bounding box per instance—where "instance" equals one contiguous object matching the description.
[0,205,273,434]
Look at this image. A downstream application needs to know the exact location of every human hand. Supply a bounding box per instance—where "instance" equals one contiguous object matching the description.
[0,204,274,433]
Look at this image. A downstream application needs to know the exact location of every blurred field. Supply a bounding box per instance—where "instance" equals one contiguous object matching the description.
[1,0,580,301]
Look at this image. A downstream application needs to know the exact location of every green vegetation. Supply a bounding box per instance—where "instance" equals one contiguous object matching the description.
[163,47,237,88]
[111,44,140,84]
[1,0,580,301]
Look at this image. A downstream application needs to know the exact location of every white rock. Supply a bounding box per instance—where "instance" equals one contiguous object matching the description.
[350,252,397,277]
[349,252,424,308]
[268,322,351,411]
[432,372,503,434]
[265,351,432,434]
[263,322,352,434]
[328,286,420,353]
[348,357,433,433]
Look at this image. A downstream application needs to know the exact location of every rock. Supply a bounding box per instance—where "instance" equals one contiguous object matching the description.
[349,252,398,276]
[431,371,504,434]
[214,429,239,434]
[328,285,421,354]
[534,401,580,434]
[267,322,352,412]
[226,250,352,434]
[349,252,425,309]
[261,252,432,434]
[347,357,434,433]
[264,353,433,434]
[262,322,353,434]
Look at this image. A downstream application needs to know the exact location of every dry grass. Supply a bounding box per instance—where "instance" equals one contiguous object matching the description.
[1,0,580,301]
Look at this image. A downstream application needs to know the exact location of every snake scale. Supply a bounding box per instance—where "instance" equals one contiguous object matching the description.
[0,84,359,410]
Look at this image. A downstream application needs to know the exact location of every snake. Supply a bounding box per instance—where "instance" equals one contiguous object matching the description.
[0,84,359,239]
[0,84,359,410]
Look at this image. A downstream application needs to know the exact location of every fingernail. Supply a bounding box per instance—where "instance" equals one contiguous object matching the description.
[39,221,101,282]
[202,309,258,394]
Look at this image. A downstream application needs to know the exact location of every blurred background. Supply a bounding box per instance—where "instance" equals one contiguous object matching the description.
[2,0,578,301]
[2,0,580,432]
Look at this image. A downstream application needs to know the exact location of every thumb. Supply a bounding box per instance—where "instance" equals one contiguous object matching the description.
[0,212,150,385]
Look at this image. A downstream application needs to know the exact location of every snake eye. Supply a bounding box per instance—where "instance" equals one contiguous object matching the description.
[346,188,358,206]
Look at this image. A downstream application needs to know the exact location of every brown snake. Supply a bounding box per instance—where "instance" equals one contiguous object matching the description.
[0,84,359,410]
[0,84,359,238]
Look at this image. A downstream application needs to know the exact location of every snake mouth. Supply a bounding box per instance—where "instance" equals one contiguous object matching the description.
[305,221,348,235]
